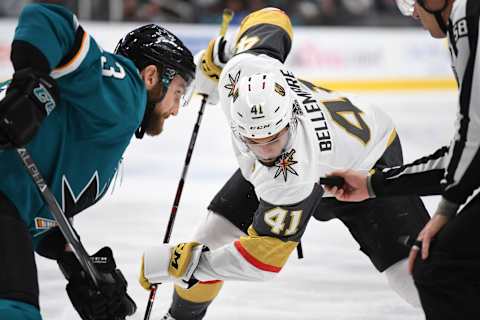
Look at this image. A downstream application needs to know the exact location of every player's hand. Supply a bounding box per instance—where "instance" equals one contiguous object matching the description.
[140,242,207,290]
[324,170,370,202]
[408,213,450,274]
[58,247,137,320]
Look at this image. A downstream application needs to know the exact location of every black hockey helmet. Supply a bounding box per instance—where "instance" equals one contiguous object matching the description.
[115,24,195,86]
[116,24,196,139]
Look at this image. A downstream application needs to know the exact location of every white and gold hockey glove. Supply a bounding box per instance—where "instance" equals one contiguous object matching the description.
[193,35,234,105]
[140,242,207,290]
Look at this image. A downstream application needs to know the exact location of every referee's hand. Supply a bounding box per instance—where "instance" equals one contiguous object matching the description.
[323,170,370,202]
[408,213,450,274]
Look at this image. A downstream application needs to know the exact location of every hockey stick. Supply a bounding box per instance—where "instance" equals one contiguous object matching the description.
[162,96,208,245]
[294,177,346,259]
[296,178,345,259]
[143,10,234,320]
[143,94,207,320]
[16,147,103,287]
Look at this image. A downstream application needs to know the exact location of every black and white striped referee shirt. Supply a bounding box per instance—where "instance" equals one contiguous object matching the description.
[370,0,480,214]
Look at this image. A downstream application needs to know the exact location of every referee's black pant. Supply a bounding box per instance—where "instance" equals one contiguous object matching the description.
[413,194,480,320]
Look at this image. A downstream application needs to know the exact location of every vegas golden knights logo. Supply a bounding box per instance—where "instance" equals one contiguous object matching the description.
[224,70,241,102]
[274,149,299,182]
[274,83,285,96]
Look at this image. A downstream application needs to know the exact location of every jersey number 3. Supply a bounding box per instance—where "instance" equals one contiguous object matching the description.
[101,56,126,79]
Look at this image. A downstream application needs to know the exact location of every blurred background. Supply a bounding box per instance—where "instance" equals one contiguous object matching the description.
[0,0,454,91]
[1,0,415,26]
[0,2,458,319]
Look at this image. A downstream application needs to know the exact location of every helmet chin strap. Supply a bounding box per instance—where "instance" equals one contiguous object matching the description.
[434,11,449,34]
[418,0,449,34]
[135,103,154,139]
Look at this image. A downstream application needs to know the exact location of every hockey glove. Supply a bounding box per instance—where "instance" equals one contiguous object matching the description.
[200,36,232,81]
[0,68,58,148]
[194,51,219,105]
[58,247,137,320]
[140,242,208,290]
[194,36,233,105]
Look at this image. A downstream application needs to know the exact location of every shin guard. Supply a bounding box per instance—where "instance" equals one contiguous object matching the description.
[169,281,223,320]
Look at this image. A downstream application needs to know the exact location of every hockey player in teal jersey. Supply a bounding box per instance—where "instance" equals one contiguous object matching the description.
[0,3,195,320]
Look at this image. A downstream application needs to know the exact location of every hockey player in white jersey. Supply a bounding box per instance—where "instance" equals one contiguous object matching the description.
[139,8,430,319]
[327,1,480,319]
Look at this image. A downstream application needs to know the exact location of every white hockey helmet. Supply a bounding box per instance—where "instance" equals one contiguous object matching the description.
[230,70,299,163]
[231,71,296,139]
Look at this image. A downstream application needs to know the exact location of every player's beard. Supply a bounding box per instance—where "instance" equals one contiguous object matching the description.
[146,109,167,136]
[145,81,167,136]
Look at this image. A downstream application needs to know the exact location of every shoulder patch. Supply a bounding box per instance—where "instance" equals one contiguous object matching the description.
[224,70,241,102]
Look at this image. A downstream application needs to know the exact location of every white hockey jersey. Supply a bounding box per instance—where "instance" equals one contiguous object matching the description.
[221,53,396,206]
[193,8,397,283]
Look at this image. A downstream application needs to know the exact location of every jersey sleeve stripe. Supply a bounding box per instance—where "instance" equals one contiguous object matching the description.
[234,240,282,273]
[198,280,223,284]
[56,26,85,68]
[386,129,397,148]
[384,147,448,180]
[50,28,90,79]
[371,146,449,197]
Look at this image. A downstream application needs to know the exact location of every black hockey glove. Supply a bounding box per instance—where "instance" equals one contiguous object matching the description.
[0,68,58,149]
[58,247,137,320]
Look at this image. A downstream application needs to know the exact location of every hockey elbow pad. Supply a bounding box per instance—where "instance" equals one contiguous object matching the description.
[0,68,58,148]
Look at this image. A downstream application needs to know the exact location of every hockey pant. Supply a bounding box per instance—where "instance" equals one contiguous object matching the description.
[412,194,480,320]
[0,192,42,320]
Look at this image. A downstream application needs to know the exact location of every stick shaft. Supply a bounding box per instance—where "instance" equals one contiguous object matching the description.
[143,95,207,320]
[163,96,206,244]
[16,147,102,286]
[143,8,234,318]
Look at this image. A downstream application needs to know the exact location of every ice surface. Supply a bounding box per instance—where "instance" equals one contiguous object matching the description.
[37,91,457,319]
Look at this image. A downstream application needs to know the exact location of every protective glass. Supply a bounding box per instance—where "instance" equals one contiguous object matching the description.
[180,78,195,108]
[396,0,415,16]
[241,126,295,162]
[162,66,194,108]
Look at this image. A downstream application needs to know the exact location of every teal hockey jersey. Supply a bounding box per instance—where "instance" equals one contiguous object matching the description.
[0,4,147,243]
